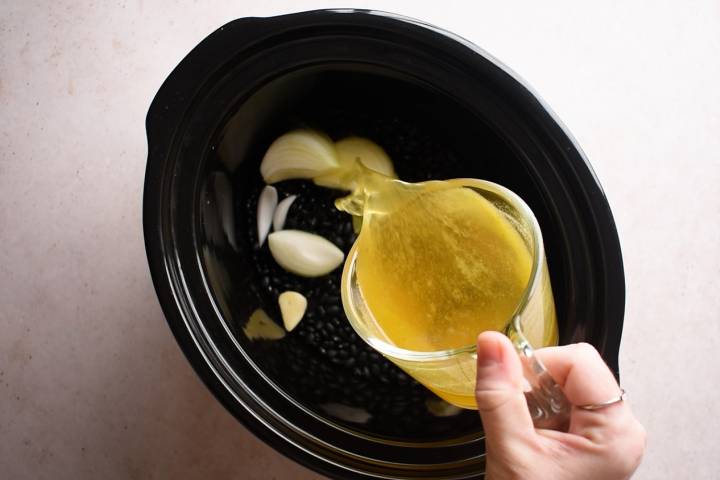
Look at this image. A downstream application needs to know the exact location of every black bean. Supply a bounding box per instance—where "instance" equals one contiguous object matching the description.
[323,294,340,306]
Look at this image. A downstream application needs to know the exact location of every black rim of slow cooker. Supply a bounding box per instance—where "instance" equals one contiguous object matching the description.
[143,9,625,479]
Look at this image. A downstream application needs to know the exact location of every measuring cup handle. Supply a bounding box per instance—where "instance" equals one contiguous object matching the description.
[508,321,571,431]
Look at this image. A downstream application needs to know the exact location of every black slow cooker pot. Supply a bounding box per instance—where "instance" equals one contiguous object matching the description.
[143,9,625,479]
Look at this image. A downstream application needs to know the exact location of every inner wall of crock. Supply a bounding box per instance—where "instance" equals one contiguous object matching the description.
[197,63,567,441]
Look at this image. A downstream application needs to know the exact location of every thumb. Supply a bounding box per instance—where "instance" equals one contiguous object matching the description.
[475,331,535,441]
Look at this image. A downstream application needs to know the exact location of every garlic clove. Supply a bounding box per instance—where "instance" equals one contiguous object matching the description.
[278,291,307,331]
[243,308,286,340]
[260,129,340,184]
[336,136,396,178]
[257,185,278,247]
[425,398,462,417]
[272,195,297,231]
[268,230,344,277]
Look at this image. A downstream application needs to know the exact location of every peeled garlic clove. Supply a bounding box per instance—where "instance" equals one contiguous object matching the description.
[425,398,462,417]
[336,136,396,178]
[268,230,344,277]
[260,129,340,184]
[272,195,297,231]
[257,185,278,247]
[278,291,307,331]
[243,308,286,340]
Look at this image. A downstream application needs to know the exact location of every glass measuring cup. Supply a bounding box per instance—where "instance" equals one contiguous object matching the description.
[339,177,570,429]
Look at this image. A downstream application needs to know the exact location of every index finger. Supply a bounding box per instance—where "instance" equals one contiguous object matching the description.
[536,343,630,442]
[536,342,621,407]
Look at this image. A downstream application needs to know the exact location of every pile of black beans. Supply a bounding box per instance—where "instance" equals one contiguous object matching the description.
[239,116,480,438]
[247,180,413,385]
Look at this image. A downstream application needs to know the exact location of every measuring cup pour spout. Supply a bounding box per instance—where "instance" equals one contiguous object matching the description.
[331,160,397,217]
[332,159,455,220]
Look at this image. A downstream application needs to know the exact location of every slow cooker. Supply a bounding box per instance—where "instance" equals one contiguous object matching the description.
[143,10,625,479]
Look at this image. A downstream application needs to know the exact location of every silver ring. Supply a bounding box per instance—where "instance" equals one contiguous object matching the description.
[578,388,627,411]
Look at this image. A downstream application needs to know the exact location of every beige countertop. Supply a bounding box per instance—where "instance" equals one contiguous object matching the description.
[2,1,718,478]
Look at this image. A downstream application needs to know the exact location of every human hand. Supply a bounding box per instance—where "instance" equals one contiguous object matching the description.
[475,331,646,480]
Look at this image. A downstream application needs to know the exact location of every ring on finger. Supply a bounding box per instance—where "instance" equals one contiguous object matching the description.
[577,388,627,411]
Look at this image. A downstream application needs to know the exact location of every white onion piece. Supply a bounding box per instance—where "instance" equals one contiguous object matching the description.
[268,230,344,277]
[260,129,340,183]
[336,136,396,177]
[314,136,396,190]
[256,185,277,247]
[272,195,297,231]
[278,291,307,331]
[213,173,237,249]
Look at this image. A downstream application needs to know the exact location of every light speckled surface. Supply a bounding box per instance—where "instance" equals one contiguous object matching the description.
[1,1,718,479]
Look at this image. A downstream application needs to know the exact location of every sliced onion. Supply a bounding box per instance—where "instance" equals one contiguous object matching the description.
[256,185,277,247]
[336,136,396,177]
[213,173,237,250]
[268,230,344,277]
[314,136,396,190]
[260,129,340,183]
[272,195,297,231]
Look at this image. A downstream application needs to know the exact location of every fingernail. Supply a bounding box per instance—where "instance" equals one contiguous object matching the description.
[477,333,503,367]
